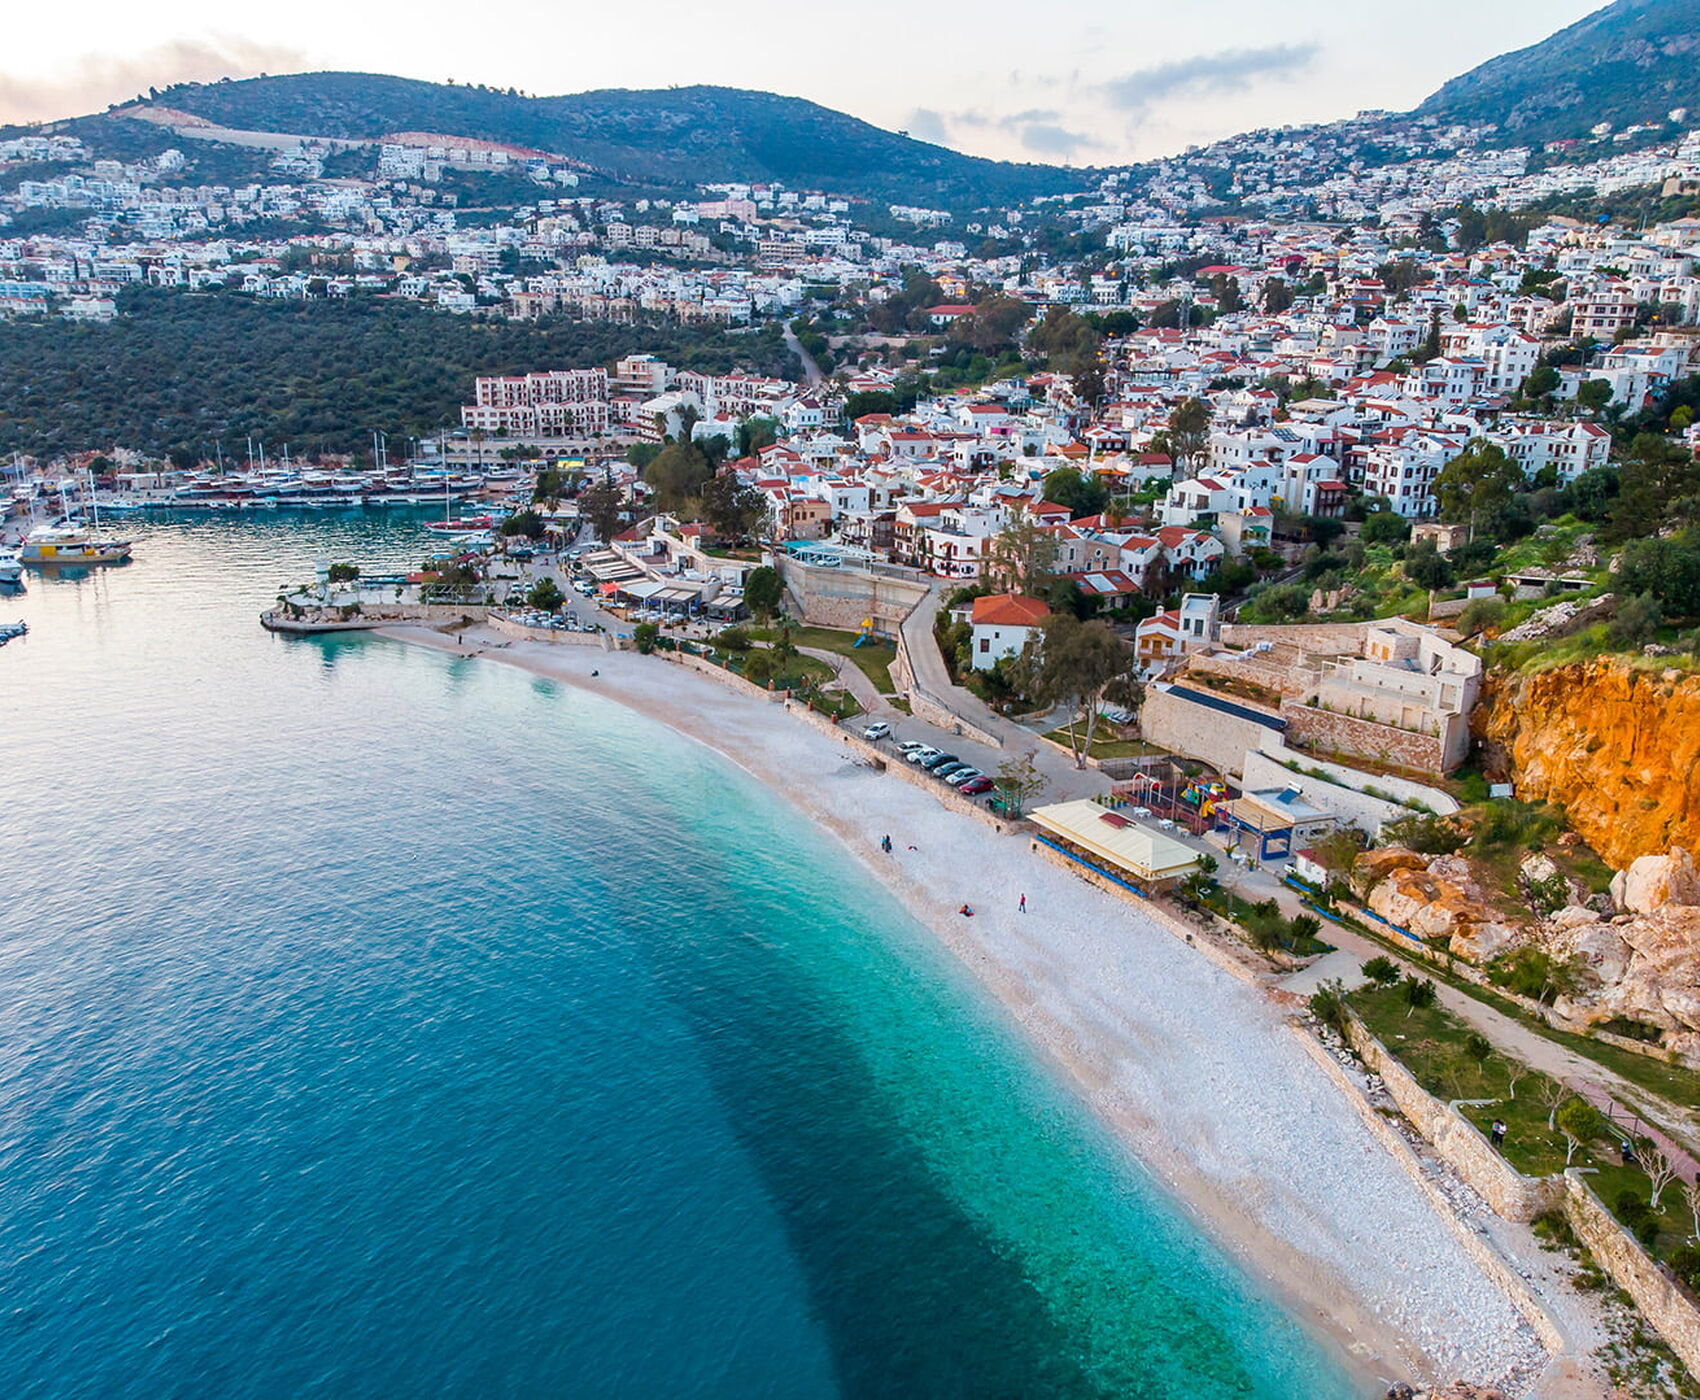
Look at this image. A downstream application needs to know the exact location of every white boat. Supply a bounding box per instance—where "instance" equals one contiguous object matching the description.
[20,525,133,566]
[0,549,21,583]
[0,620,26,645]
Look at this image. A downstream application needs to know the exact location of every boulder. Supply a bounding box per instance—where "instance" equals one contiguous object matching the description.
[1354,846,1429,897]
[1520,852,1561,884]
[1558,904,1700,1037]
[1611,846,1700,915]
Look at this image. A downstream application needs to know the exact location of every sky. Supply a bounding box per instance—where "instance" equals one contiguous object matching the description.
[1,0,1609,166]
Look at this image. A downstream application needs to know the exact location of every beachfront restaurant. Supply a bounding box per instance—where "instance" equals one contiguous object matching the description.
[1028,800,1202,896]
[1222,786,1337,863]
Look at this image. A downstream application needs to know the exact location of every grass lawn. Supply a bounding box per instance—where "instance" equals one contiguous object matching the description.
[1350,982,1570,1178]
[1341,917,1700,1131]
[753,625,899,696]
[1043,724,1164,760]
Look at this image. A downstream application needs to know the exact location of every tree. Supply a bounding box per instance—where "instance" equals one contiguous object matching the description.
[499,508,545,539]
[1457,596,1508,637]
[526,577,564,613]
[1262,278,1292,314]
[1402,539,1455,591]
[644,441,713,511]
[992,749,1045,817]
[1522,365,1560,400]
[1362,956,1401,987]
[1400,975,1437,1015]
[1575,379,1614,416]
[1616,536,1700,620]
[954,294,1032,354]
[985,513,1061,595]
[1606,433,1700,544]
[1021,615,1131,768]
[1360,510,1411,545]
[736,416,780,457]
[1041,466,1108,519]
[326,562,360,583]
[1634,1140,1679,1212]
[632,621,660,654]
[700,470,767,543]
[579,482,623,542]
[743,565,783,620]
[1608,591,1663,647]
[1433,440,1523,530]
[1557,1097,1603,1166]
[1168,397,1212,477]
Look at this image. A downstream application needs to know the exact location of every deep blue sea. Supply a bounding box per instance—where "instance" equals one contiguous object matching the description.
[0,513,1361,1399]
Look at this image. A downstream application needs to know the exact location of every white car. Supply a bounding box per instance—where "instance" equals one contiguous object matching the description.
[944,767,983,787]
[862,721,891,742]
[906,746,941,765]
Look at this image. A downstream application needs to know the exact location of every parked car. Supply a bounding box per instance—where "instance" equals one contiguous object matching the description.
[906,746,941,765]
[959,777,995,795]
[862,721,891,742]
[932,761,969,780]
[896,740,928,755]
[919,752,960,771]
[944,767,983,787]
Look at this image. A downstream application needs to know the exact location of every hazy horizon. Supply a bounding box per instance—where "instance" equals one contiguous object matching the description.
[1,0,1607,166]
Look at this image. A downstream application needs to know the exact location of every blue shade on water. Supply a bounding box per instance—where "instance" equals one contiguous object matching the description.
[0,515,1361,1399]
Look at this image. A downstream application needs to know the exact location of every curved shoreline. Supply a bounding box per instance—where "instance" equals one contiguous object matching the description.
[374,622,1551,1396]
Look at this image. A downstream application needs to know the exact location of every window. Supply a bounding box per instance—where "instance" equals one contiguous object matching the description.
[979,638,990,653]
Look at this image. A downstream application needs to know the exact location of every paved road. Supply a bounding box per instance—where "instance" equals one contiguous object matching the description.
[782,324,824,387]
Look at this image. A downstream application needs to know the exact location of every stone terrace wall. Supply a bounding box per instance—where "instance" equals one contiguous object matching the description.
[1185,649,1315,700]
[1344,1019,1563,1223]
[781,558,929,633]
[1282,700,1446,775]
[1565,1174,1700,1377]
[1139,686,1277,777]
[1219,621,1372,654]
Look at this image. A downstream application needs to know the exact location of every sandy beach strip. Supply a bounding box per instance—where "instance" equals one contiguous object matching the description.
[376,623,1555,1393]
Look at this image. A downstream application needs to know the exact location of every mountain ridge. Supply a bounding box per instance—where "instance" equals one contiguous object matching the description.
[1419,0,1700,144]
[97,72,1082,209]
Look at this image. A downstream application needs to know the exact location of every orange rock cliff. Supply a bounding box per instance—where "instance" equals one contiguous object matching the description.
[1479,660,1700,870]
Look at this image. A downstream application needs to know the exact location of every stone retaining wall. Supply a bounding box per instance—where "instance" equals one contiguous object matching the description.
[1343,1018,1564,1223]
[487,615,606,647]
[1138,686,1275,777]
[892,629,1003,749]
[1219,621,1373,654]
[1292,1028,1566,1354]
[781,557,928,632]
[1283,701,1447,775]
[1564,1173,1700,1377]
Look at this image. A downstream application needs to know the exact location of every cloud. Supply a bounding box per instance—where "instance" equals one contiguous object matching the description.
[0,37,306,125]
[1017,122,1100,159]
[902,103,1100,161]
[1102,43,1320,115]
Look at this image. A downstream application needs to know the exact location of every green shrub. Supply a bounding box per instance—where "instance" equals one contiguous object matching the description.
[633,621,660,654]
[1362,955,1401,986]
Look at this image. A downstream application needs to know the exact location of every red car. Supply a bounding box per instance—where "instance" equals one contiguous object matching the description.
[959,777,995,796]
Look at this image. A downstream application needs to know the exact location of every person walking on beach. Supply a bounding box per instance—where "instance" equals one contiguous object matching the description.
[1018,893,1027,913]
[881,835,892,854]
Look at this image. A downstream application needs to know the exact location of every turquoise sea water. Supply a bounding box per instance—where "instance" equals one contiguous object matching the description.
[0,514,1361,1399]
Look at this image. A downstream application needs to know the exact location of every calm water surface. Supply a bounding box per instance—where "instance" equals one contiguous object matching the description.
[0,513,1360,1398]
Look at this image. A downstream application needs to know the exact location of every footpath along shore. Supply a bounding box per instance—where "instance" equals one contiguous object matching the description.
[375,622,1600,1397]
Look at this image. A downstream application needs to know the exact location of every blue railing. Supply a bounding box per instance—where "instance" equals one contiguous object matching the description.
[1032,834,1149,899]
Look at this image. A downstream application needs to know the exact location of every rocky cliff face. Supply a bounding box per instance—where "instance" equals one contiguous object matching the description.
[1479,661,1700,870]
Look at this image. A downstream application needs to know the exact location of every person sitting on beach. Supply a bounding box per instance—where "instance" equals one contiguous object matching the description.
[958,905,974,918]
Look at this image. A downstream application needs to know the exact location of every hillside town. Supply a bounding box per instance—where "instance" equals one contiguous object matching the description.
[9,40,1700,1400]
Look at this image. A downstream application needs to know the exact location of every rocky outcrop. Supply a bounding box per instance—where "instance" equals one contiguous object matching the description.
[1542,848,1700,1054]
[1359,849,1523,961]
[1612,847,1700,915]
[1479,661,1700,870]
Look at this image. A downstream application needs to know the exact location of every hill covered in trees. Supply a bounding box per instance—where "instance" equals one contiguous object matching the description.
[0,288,791,458]
[1419,0,1700,145]
[107,74,1079,209]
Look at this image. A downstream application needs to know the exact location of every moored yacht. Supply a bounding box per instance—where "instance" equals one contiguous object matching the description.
[19,525,133,566]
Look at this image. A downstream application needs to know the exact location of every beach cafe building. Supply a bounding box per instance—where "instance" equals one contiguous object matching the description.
[1028,800,1202,896]
[1222,786,1337,863]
